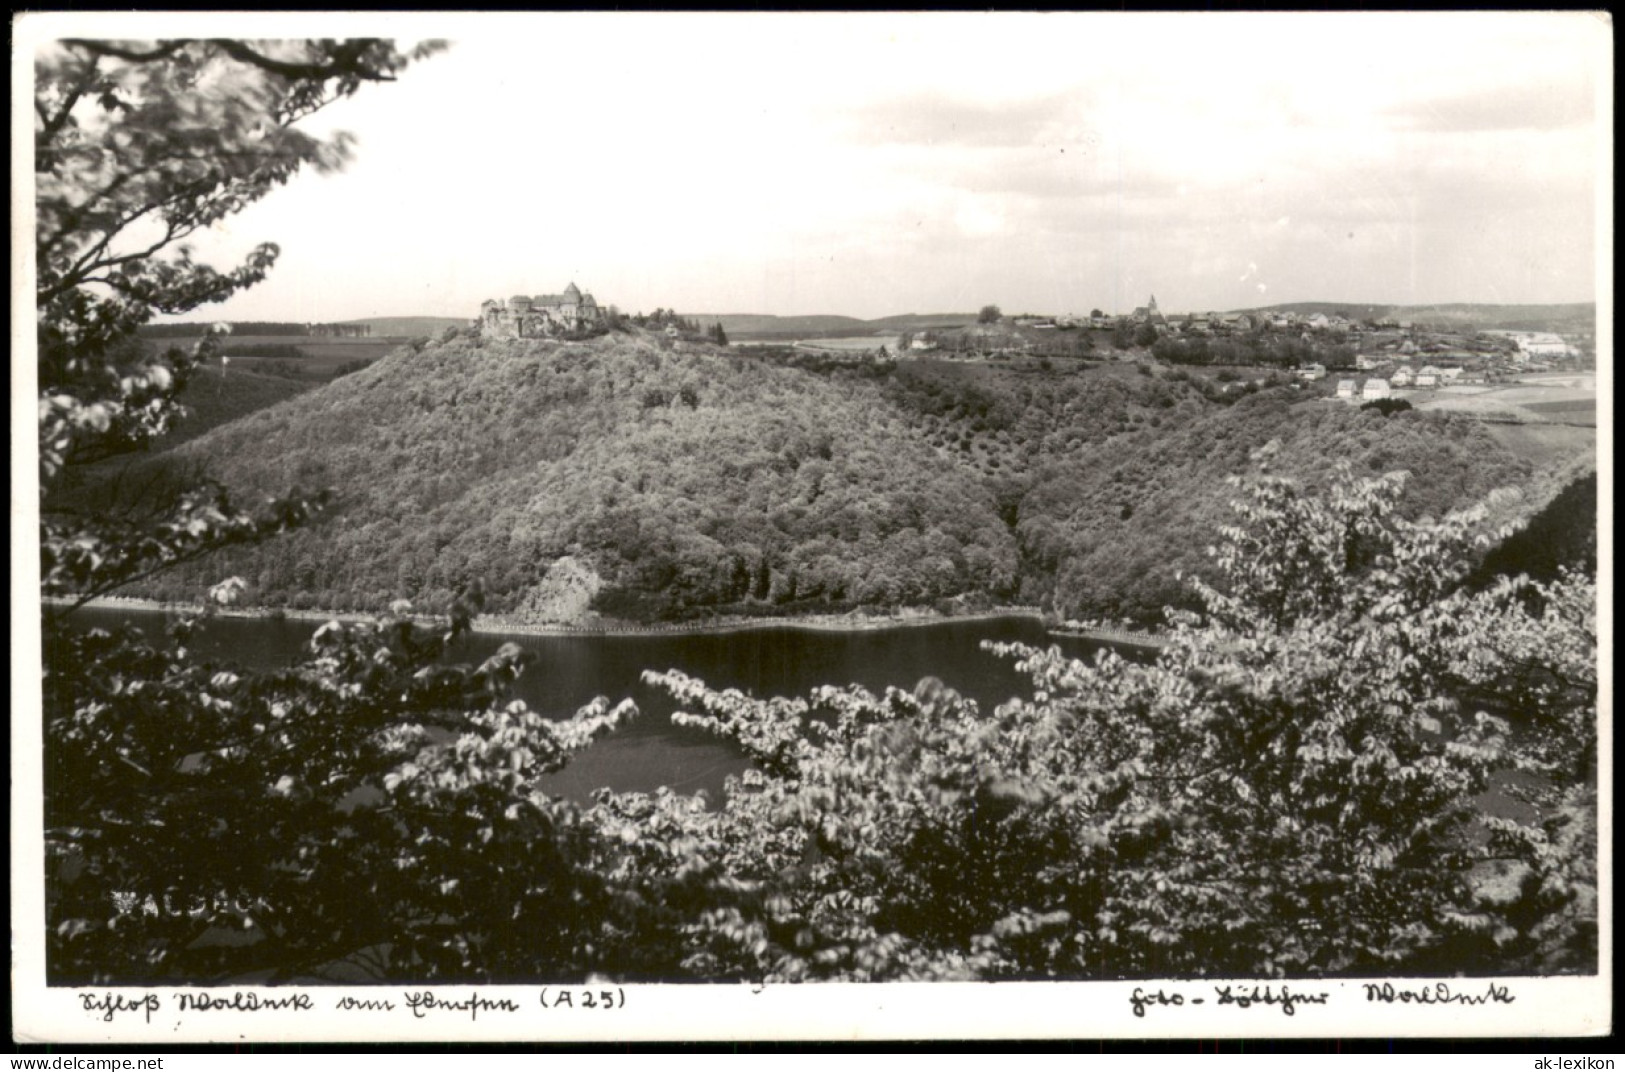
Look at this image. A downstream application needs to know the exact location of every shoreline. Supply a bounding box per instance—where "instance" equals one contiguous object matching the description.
[47,596,1171,648]
[1050,626,1171,649]
[45,595,1059,639]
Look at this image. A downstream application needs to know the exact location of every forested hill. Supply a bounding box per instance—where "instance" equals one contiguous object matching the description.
[146,332,1017,620]
[120,332,1574,623]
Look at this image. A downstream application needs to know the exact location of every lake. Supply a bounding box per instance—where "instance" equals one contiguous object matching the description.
[62,608,1109,803]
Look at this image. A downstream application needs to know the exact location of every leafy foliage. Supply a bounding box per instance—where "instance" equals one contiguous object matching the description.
[36,38,439,480]
[28,37,542,985]
[34,33,698,988]
[46,606,643,983]
[1361,397,1414,417]
[1470,471,1597,588]
[1153,332,1356,370]
[604,470,1597,980]
[45,473,1596,983]
[37,37,443,605]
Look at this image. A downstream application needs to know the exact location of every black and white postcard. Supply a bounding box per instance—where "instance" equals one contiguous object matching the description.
[12,10,1612,1044]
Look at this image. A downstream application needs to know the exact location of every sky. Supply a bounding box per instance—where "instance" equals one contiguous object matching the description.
[28,11,1614,321]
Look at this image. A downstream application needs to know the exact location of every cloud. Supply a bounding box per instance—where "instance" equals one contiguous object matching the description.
[924,149,1184,203]
[1384,76,1594,134]
[844,90,1085,148]
[139,13,1604,321]
[952,194,1007,238]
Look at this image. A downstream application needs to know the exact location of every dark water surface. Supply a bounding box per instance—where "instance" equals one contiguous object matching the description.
[65,608,1106,802]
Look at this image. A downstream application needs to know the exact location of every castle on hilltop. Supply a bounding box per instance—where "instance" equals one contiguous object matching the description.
[478,283,604,338]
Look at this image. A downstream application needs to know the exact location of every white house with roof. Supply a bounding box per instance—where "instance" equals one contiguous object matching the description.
[1390,366,1414,387]
[1517,333,1573,360]
[1335,378,1357,398]
[1361,378,1392,401]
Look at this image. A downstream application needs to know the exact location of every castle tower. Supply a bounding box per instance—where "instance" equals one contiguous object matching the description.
[477,283,605,339]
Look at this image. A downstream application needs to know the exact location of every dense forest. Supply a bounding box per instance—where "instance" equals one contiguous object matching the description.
[870,358,1554,620]
[150,366,313,449]
[63,331,1583,625]
[1151,332,1358,368]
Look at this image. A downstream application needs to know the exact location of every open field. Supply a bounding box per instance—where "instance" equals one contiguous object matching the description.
[287,341,407,363]
[144,333,417,379]
[1406,372,1596,425]
[704,312,973,340]
[1496,371,1596,393]
[218,337,409,379]
[1478,422,1596,467]
[1521,398,1598,418]
[155,368,314,447]
[792,334,903,353]
[342,316,467,337]
[222,334,389,348]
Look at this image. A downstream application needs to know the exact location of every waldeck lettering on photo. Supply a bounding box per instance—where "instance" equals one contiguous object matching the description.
[1363,981,1516,1007]
[172,991,315,1014]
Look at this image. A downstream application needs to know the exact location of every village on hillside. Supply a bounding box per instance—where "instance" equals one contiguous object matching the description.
[709,293,1597,430]
[901,295,1590,367]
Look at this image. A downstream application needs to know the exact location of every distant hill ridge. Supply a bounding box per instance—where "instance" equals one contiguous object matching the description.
[1226,301,1595,329]
[150,302,1592,340]
[693,312,976,338]
[339,316,470,337]
[142,316,471,339]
